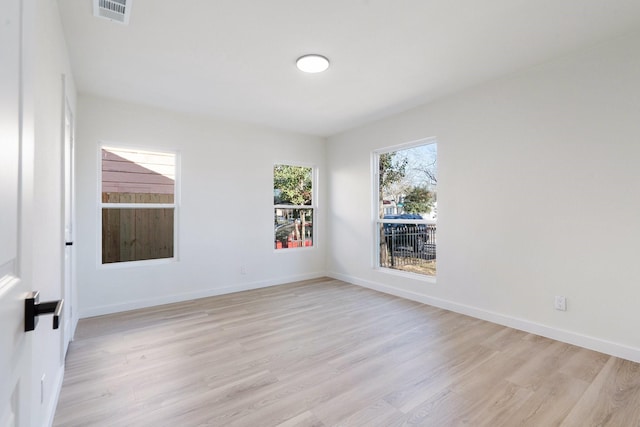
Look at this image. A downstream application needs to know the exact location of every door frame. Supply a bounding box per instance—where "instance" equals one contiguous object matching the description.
[61,77,76,359]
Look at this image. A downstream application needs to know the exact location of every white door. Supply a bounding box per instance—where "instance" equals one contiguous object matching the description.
[1,1,34,426]
[62,98,75,357]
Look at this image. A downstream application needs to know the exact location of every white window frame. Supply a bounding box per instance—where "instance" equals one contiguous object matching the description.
[273,162,317,251]
[97,142,180,267]
[372,137,437,281]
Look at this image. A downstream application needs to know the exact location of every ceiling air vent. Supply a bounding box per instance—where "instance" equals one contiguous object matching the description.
[93,0,132,25]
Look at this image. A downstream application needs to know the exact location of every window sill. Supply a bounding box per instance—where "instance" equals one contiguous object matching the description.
[99,256,178,269]
[375,266,437,283]
[274,245,316,253]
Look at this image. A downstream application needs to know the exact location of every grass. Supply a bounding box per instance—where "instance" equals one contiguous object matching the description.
[388,258,436,276]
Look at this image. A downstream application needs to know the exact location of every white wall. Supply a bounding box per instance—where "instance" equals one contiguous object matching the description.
[29,0,77,425]
[326,32,640,362]
[75,95,326,317]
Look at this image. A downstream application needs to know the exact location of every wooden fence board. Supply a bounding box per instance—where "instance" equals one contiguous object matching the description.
[102,193,174,264]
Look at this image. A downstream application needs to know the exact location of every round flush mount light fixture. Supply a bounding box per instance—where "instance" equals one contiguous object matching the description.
[296,54,330,73]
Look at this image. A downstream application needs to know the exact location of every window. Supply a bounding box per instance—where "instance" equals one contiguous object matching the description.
[100,146,177,264]
[274,164,315,249]
[375,140,437,276]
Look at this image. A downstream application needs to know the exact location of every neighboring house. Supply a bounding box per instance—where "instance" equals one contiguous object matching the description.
[382,200,399,216]
[101,149,175,197]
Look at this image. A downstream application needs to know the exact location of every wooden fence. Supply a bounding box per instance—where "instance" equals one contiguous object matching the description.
[102,193,174,264]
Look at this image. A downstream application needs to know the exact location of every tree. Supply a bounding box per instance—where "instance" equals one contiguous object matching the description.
[411,145,437,186]
[379,152,407,196]
[274,165,312,206]
[403,186,433,214]
[413,161,437,186]
[378,152,408,265]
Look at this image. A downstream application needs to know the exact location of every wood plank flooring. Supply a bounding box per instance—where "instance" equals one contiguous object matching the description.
[53,278,640,426]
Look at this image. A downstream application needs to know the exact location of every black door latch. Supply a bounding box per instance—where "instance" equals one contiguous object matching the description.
[25,291,63,332]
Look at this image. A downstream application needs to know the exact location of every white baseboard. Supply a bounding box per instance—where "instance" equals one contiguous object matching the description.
[78,272,325,318]
[77,269,640,363]
[328,271,640,364]
[45,364,64,427]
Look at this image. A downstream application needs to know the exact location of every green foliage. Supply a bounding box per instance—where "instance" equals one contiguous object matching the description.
[274,165,312,205]
[379,152,407,195]
[403,186,433,214]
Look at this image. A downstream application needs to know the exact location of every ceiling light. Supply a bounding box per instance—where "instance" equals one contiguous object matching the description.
[296,55,330,73]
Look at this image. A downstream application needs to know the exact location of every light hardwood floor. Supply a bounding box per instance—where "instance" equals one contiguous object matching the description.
[54,278,640,426]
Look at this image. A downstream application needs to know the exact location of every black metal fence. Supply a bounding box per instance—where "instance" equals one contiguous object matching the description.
[382,223,436,268]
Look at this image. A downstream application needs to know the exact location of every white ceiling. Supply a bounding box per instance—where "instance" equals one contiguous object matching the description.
[57,0,640,137]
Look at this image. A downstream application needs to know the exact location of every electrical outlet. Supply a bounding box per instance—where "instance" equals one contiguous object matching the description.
[240,265,247,275]
[554,295,567,311]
